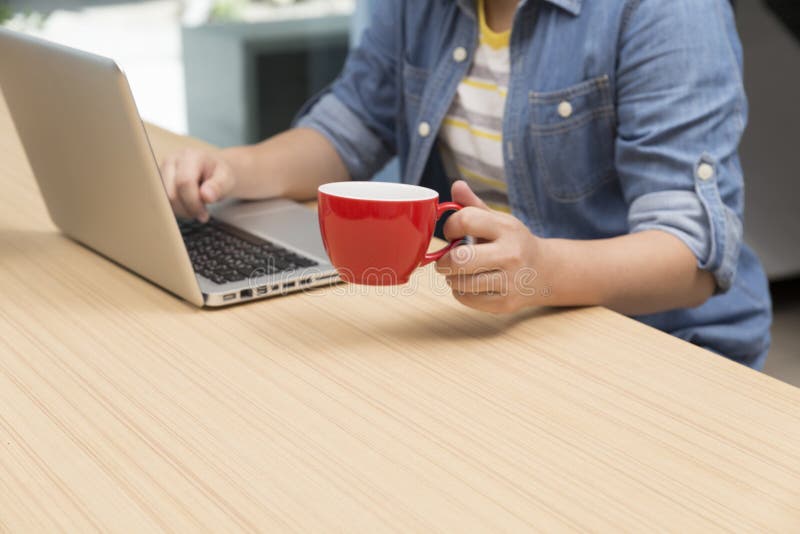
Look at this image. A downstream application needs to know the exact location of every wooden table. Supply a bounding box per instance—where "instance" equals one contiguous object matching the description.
[1,93,799,532]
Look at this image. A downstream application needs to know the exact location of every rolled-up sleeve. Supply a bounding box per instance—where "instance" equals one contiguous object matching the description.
[294,0,401,182]
[616,0,746,292]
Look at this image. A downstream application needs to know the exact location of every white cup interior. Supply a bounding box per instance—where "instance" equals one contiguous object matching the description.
[319,181,438,202]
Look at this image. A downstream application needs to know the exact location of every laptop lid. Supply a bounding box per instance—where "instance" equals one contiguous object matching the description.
[0,28,204,306]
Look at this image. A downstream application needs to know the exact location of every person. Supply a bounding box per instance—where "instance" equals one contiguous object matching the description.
[160,0,772,368]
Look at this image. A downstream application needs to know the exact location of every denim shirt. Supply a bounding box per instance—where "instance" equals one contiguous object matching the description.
[297,0,772,368]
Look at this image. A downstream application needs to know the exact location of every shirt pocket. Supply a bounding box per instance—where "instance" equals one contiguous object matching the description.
[528,75,616,202]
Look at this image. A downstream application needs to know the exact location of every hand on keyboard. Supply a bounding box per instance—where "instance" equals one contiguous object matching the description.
[160,149,236,223]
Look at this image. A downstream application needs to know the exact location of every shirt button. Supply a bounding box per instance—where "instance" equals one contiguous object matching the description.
[558,100,573,119]
[697,163,715,180]
[452,46,468,63]
[418,121,431,138]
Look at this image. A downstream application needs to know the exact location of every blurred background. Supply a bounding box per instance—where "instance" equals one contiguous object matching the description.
[1,0,799,382]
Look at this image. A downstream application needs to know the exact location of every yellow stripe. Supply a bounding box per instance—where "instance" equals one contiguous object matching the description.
[463,77,496,91]
[463,77,507,96]
[487,202,512,214]
[478,36,511,51]
[478,0,511,50]
[443,117,502,142]
[457,165,508,191]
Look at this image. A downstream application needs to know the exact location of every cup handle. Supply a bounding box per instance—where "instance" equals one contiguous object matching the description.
[421,202,464,266]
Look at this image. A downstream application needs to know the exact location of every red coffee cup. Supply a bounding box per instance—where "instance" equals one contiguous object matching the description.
[318,182,463,285]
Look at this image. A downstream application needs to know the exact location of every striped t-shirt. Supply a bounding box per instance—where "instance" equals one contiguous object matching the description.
[439,0,511,212]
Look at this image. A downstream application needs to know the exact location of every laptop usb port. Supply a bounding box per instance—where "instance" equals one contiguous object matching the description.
[240,289,253,299]
[223,293,236,301]
[284,281,296,290]
[256,286,268,295]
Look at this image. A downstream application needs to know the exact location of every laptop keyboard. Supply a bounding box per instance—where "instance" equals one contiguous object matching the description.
[179,218,318,285]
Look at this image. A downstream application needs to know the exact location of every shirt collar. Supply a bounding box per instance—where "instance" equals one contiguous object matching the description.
[456,0,582,18]
[543,0,582,16]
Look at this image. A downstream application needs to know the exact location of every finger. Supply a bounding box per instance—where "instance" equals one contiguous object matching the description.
[174,155,210,222]
[443,206,503,242]
[199,161,234,204]
[451,180,490,210]
[447,270,510,295]
[435,242,506,275]
[160,157,189,218]
[452,291,516,314]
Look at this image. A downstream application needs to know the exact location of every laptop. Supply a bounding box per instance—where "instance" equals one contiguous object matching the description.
[0,28,339,307]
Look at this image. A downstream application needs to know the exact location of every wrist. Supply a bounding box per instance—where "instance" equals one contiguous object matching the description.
[533,237,602,308]
[217,147,242,196]
[532,237,560,305]
[219,145,271,199]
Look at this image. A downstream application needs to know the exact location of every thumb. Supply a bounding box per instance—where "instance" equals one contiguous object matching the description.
[199,164,234,204]
[451,180,489,210]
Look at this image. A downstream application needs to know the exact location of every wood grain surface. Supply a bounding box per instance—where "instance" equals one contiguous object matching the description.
[1,92,799,532]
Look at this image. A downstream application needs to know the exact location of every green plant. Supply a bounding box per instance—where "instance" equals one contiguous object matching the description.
[1,6,48,30]
[0,2,13,25]
[210,0,246,21]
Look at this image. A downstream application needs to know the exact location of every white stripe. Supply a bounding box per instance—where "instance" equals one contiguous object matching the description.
[455,82,507,117]
[473,44,510,73]
[440,122,505,169]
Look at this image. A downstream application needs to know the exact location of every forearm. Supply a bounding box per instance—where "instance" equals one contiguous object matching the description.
[221,128,350,201]
[542,230,715,315]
